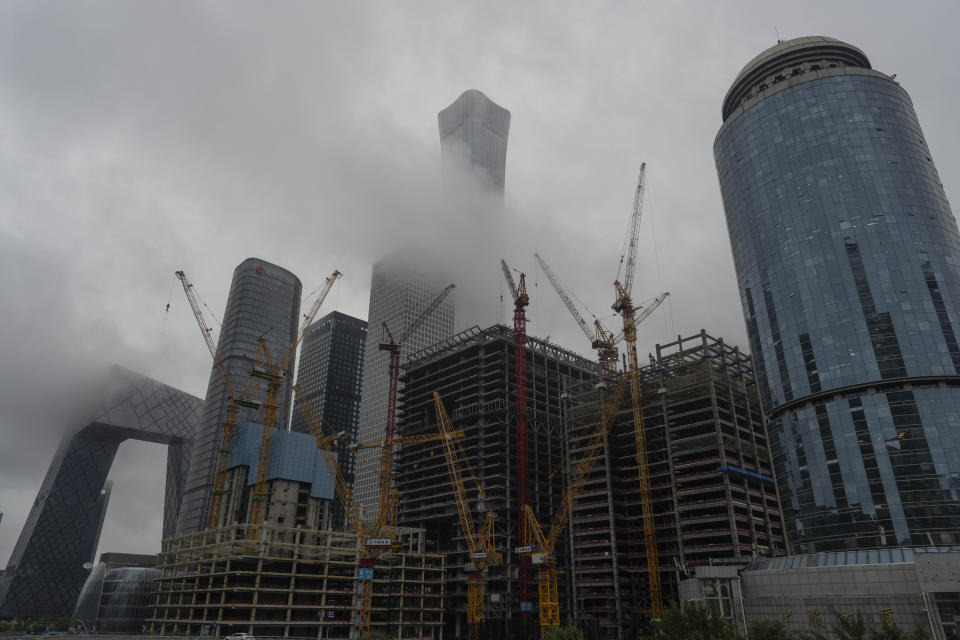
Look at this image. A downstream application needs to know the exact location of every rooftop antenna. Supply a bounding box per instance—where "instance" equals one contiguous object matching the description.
[774,25,781,43]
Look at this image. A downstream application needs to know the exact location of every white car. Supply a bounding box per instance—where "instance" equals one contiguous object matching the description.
[225,633,254,640]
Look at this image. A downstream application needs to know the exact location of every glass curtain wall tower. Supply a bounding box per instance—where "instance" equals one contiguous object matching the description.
[438,89,511,194]
[714,36,960,551]
[354,90,509,517]
[289,311,367,528]
[175,258,302,535]
[354,260,455,517]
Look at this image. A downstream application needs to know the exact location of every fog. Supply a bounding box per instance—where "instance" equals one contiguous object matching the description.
[1,1,958,564]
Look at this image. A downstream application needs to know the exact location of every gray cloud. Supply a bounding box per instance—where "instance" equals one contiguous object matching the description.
[1,0,958,564]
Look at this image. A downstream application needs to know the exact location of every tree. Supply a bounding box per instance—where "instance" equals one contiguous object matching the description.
[749,620,797,640]
[830,612,928,640]
[545,626,585,640]
[638,603,739,640]
[833,613,870,640]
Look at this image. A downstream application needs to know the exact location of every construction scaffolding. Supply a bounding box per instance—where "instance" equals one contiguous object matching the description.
[564,330,787,640]
[396,325,600,639]
[148,524,444,639]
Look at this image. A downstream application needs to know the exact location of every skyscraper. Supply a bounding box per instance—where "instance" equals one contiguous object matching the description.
[354,258,455,517]
[175,258,302,535]
[438,89,511,193]
[397,324,597,639]
[354,90,509,517]
[289,311,366,527]
[715,36,960,551]
[0,367,201,618]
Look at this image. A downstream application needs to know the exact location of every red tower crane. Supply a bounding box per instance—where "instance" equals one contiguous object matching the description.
[373,283,455,535]
[501,258,533,618]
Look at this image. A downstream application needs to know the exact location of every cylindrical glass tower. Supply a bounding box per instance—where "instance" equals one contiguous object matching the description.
[176,257,302,535]
[715,36,960,552]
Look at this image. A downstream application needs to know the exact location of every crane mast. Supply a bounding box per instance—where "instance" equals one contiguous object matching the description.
[292,385,368,541]
[435,393,501,640]
[374,283,455,536]
[291,386,380,640]
[611,162,663,620]
[246,270,341,539]
[522,377,628,633]
[501,258,534,616]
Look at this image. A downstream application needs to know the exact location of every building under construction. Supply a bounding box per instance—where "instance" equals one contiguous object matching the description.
[150,423,445,639]
[396,324,599,639]
[564,330,786,640]
[148,524,444,639]
[206,422,337,532]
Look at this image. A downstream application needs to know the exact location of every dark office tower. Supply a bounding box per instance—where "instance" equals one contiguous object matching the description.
[397,325,597,640]
[0,367,201,618]
[439,89,510,194]
[175,258,302,535]
[715,36,960,552]
[289,311,366,527]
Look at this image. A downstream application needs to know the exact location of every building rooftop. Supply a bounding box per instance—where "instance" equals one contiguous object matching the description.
[722,36,872,121]
[748,546,960,571]
[405,324,599,374]
[226,422,336,500]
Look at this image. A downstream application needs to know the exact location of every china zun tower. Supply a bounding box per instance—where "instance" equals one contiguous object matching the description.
[715,36,960,551]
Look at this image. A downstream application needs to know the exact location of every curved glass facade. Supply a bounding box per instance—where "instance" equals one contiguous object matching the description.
[176,258,302,535]
[73,564,160,633]
[715,37,960,552]
[0,368,201,618]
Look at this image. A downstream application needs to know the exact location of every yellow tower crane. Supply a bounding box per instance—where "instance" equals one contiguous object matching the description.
[293,384,370,547]
[521,377,628,634]
[291,386,456,640]
[350,431,464,450]
[434,393,502,640]
[245,270,341,540]
[611,162,663,620]
[534,253,669,379]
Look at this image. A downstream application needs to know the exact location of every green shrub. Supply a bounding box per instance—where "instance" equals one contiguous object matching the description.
[749,619,796,640]
[638,603,738,640]
[545,625,585,640]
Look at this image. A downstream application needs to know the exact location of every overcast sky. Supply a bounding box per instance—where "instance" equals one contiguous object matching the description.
[1,1,958,565]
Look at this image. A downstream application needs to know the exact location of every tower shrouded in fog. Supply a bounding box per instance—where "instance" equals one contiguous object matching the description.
[439,89,511,193]
[715,36,960,551]
[354,91,509,518]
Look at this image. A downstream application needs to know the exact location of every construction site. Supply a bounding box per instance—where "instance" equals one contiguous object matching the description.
[148,524,444,639]
[563,330,786,640]
[396,324,600,639]
[147,164,786,640]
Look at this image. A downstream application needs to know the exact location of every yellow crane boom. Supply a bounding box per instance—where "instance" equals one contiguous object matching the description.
[350,431,464,450]
[292,385,368,539]
[522,377,628,632]
[434,393,501,640]
[611,162,663,619]
[246,270,341,538]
